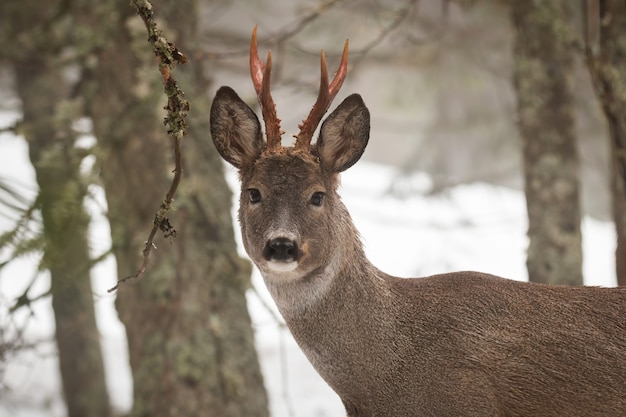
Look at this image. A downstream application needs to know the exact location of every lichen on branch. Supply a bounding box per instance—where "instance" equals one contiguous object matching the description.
[109,0,189,292]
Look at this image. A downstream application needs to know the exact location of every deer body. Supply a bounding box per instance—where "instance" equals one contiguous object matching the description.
[210,29,626,417]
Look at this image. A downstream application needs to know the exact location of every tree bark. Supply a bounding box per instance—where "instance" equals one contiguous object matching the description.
[585,0,626,286]
[511,0,584,285]
[83,1,269,415]
[612,152,626,286]
[14,57,111,417]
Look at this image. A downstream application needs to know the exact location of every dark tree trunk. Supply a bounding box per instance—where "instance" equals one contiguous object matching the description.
[83,1,269,415]
[511,0,584,285]
[14,57,111,417]
[612,162,626,286]
[585,0,626,287]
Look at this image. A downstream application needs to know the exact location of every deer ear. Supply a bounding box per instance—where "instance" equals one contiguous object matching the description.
[316,94,370,172]
[210,86,264,168]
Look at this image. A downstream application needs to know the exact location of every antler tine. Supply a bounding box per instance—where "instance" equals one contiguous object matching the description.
[295,39,349,150]
[250,26,283,151]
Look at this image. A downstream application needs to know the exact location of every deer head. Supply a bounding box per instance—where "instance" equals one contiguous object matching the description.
[210,28,370,288]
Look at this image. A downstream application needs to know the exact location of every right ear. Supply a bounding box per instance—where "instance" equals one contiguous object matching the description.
[210,86,264,168]
[316,94,370,173]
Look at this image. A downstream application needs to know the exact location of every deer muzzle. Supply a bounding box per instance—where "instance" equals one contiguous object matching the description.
[263,237,301,263]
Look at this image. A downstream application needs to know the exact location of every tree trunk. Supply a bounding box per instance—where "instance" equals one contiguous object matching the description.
[585,0,626,286]
[511,0,584,285]
[612,160,626,286]
[83,1,269,415]
[14,57,111,417]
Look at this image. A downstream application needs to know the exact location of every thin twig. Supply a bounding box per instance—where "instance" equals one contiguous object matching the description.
[249,284,294,417]
[202,0,344,59]
[108,0,189,293]
[250,283,286,327]
[0,120,22,135]
[344,0,416,65]
[271,0,344,44]
[279,327,297,417]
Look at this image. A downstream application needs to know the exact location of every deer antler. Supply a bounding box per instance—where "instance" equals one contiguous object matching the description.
[294,40,349,150]
[250,26,283,152]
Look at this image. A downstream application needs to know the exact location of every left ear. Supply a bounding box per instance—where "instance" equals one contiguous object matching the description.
[210,86,264,169]
[316,94,370,172]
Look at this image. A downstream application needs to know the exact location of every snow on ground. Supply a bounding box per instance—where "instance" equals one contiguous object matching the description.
[0,115,618,416]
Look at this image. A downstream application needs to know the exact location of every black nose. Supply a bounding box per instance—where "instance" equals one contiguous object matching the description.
[263,237,299,262]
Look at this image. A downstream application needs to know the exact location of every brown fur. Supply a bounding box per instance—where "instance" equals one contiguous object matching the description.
[210,86,626,417]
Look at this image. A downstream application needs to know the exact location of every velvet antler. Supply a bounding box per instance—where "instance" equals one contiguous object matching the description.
[250,26,283,152]
[294,40,349,150]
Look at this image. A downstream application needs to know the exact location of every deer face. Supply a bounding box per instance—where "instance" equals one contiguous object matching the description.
[239,151,336,276]
[210,87,370,280]
[210,28,369,281]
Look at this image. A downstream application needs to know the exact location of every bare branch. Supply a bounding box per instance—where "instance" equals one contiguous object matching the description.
[289,0,417,76]
[108,0,189,293]
[202,0,344,59]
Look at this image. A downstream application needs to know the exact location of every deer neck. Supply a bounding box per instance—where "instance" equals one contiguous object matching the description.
[260,218,396,404]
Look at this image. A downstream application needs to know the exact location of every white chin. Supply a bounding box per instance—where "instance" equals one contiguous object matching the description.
[266,261,298,272]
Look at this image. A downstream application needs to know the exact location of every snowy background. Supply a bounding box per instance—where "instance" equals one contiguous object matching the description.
[0,109,618,417]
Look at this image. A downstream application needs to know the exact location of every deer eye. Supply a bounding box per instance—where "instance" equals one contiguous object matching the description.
[248,188,262,204]
[310,191,325,207]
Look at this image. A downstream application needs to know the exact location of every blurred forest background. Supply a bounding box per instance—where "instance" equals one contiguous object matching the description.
[0,0,625,416]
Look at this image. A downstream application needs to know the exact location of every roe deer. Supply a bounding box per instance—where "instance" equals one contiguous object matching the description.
[210,27,626,417]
